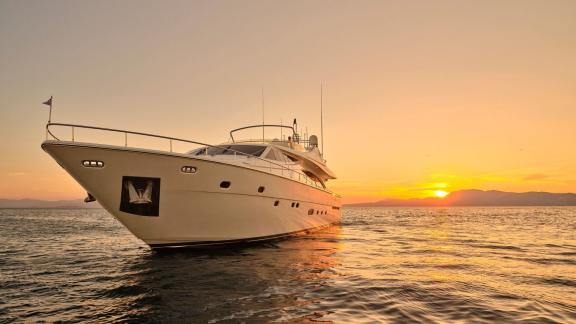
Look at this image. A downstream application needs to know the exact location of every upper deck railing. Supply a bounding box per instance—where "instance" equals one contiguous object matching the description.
[229,124,317,149]
[45,123,332,192]
[229,124,296,143]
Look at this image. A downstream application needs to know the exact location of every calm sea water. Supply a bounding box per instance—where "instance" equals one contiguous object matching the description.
[1,207,575,323]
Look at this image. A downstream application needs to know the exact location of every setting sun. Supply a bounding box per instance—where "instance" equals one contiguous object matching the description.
[434,190,449,198]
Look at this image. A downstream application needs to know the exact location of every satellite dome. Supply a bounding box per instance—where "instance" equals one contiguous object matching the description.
[309,135,318,147]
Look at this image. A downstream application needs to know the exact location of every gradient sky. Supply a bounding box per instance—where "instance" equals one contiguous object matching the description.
[1,0,575,203]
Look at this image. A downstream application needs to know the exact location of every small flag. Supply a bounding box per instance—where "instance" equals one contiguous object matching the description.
[43,96,53,107]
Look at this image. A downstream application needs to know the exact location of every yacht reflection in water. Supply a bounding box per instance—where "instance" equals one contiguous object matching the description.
[118,226,342,322]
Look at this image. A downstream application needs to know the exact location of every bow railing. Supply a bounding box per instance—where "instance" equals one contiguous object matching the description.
[45,123,331,192]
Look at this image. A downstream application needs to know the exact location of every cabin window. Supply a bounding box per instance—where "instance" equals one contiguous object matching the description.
[296,203,300,208]
[286,155,298,162]
[274,200,279,206]
[302,170,326,189]
[308,209,314,215]
[220,181,231,189]
[258,186,265,193]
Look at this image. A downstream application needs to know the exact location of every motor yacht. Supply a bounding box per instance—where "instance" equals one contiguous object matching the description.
[42,122,341,248]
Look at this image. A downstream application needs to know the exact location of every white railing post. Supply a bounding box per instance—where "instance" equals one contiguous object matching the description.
[124,132,127,147]
[72,127,75,142]
[170,139,173,152]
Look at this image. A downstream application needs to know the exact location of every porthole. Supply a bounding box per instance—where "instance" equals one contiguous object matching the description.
[316,210,319,215]
[258,186,265,193]
[308,209,314,215]
[220,181,231,189]
[296,203,300,208]
[274,200,279,206]
[82,160,104,168]
[181,166,197,173]
[291,202,295,208]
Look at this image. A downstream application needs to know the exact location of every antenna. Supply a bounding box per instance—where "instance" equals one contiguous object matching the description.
[261,87,265,141]
[320,83,324,157]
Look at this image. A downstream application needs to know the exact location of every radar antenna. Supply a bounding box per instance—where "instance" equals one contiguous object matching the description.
[320,83,324,158]
[261,87,265,141]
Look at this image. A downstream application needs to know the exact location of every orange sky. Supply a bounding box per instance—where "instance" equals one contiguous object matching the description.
[1,1,575,203]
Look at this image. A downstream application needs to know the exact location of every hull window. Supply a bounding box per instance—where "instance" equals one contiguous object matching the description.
[120,176,160,217]
[258,186,265,193]
[82,160,104,168]
[181,166,197,173]
[274,200,279,206]
[220,181,231,189]
[308,209,314,215]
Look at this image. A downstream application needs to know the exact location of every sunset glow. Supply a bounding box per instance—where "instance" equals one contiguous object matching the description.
[0,2,575,204]
[434,190,449,198]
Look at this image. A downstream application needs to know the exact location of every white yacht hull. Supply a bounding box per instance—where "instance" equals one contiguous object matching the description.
[42,141,341,248]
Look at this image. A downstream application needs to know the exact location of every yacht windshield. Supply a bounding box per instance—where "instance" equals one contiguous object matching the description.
[194,145,266,157]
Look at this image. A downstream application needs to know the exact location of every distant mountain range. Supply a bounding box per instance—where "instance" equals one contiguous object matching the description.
[346,190,576,207]
[0,199,102,209]
[1,190,575,208]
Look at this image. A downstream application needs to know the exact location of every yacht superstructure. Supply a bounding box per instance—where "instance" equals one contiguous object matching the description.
[42,122,341,248]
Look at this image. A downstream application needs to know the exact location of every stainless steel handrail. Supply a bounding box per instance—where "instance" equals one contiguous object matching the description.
[229,124,296,143]
[46,123,329,191]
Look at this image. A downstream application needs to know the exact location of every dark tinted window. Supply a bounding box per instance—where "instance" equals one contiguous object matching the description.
[286,155,298,162]
[303,170,326,188]
[196,145,266,157]
[220,181,231,189]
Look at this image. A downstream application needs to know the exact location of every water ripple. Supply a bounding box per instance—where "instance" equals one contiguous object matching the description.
[1,207,576,322]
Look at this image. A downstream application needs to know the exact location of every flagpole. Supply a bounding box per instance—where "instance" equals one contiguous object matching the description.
[44,96,53,140]
[320,84,324,158]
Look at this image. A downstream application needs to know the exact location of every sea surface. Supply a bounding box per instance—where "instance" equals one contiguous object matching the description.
[1,207,575,323]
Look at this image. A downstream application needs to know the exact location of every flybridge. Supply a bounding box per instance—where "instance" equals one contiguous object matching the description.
[228,122,321,153]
